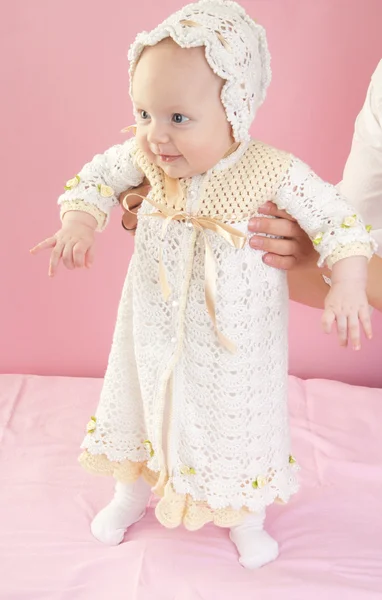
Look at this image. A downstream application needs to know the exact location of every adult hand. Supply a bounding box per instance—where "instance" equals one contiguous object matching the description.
[248,201,317,270]
[119,179,151,234]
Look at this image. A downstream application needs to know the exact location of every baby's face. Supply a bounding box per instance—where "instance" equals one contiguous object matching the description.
[132,39,234,179]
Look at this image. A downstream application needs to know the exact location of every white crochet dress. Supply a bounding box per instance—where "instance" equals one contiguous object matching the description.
[59,138,374,530]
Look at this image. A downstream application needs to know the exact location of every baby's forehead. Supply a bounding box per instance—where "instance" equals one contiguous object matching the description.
[139,38,206,66]
[131,44,224,115]
[133,39,223,90]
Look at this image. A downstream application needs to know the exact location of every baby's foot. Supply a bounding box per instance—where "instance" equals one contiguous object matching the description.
[230,528,279,568]
[91,478,151,545]
[229,511,279,569]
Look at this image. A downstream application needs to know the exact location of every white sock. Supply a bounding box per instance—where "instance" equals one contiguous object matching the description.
[91,478,152,545]
[229,510,279,569]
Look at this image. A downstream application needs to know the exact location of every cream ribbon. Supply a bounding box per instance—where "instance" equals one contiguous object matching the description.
[122,176,246,352]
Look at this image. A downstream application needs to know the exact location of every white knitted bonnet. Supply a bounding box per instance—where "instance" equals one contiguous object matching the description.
[128,0,271,142]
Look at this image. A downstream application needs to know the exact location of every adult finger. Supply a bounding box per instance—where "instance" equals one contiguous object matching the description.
[262,253,297,270]
[258,201,296,221]
[122,211,138,232]
[249,234,300,256]
[120,185,150,211]
[248,215,301,238]
[122,194,144,212]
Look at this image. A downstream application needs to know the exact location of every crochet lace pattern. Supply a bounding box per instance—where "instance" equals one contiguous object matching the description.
[128,0,271,142]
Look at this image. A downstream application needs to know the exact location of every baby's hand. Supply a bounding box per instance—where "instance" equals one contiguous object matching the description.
[30,212,97,277]
[322,281,372,350]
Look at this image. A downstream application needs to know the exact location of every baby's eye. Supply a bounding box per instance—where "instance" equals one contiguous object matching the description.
[172,113,189,124]
[139,110,150,120]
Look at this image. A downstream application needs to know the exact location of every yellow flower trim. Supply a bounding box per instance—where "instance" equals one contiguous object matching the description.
[180,465,196,475]
[97,184,114,198]
[341,214,357,228]
[86,416,97,434]
[289,454,297,464]
[366,224,372,233]
[313,232,323,246]
[64,175,80,191]
[143,440,155,458]
[252,475,268,489]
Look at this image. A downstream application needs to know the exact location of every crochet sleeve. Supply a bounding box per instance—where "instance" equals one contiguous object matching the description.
[274,156,377,268]
[58,137,144,231]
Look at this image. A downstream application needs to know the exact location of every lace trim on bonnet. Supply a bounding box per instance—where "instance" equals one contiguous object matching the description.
[127,0,272,143]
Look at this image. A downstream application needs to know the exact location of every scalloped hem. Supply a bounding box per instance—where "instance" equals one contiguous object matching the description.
[78,450,158,486]
[79,450,295,531]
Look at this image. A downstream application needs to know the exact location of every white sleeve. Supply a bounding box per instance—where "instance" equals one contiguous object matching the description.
[57,137,144,230]
[337,60,382,255]
[274,156,376,268]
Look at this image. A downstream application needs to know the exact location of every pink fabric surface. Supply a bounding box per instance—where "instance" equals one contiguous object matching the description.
[1,373,381,599]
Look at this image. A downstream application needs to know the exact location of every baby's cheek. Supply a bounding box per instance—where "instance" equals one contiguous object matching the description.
[137,136,156,163]
[135,132,148,153]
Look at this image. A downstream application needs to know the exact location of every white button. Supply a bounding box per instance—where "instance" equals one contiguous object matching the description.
[171,337,177,343]
[189,190,196,200]
[172,300,179,307]
[186,221,193,229]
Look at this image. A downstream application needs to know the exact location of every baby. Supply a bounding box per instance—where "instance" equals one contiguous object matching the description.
[32,0,375,569]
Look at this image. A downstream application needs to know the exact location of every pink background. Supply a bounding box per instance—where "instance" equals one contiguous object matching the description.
[1,0,381,386]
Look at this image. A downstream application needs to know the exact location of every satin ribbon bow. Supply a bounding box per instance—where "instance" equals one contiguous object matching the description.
[122,177,246,352]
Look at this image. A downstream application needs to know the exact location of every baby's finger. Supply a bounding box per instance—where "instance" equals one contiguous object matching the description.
[62,241,76,270]
[49,242,65,277]
[347,312,361,351]
[30,237,56,255]
[85,246,95,268]
[336,314,348,347]
[359,305,373,341]
[321,308,335,335]
[72,241,87,269]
